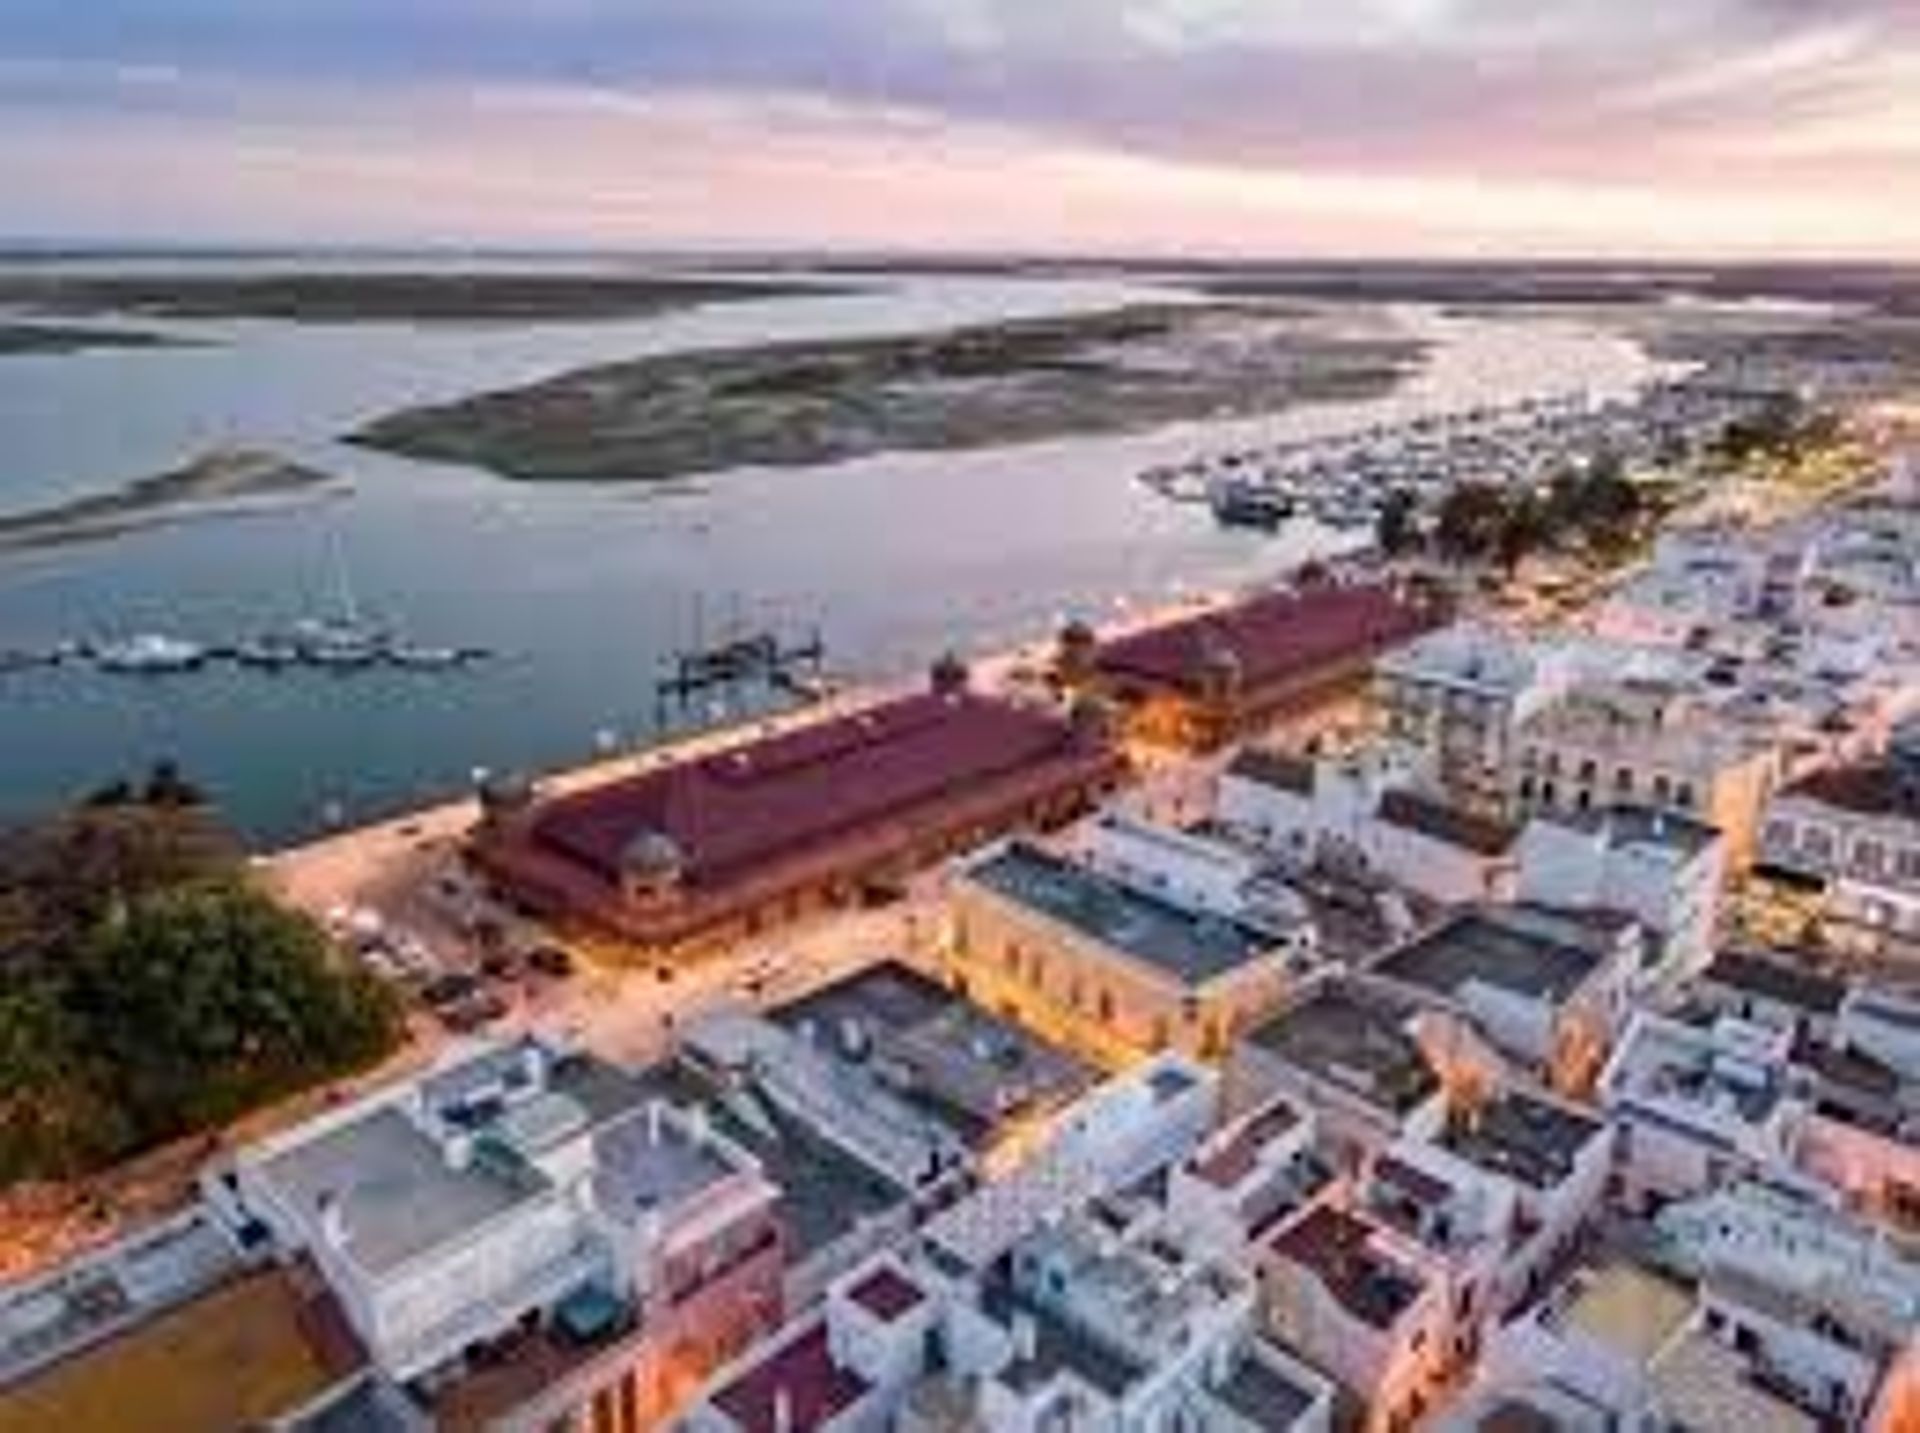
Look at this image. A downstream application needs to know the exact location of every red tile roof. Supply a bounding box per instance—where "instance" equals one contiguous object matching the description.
[709,1322,870,1433]
[1094,582,1429,699]
[845,1265,926,1322]
[529,691,1099,889]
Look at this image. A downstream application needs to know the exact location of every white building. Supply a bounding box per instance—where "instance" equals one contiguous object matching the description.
[1518,805,1728,980]
[216,1036,783,1402]
[1657,1180,1920,1426]
[1218,747,1520,908]
[1370,904,1639,1093]
[1374,622,1591,810]
[1760,725,1920,964]
[1471,1260,1822,1433]
[1431,1087,1613,1314]
[1597,1012,1806,1211]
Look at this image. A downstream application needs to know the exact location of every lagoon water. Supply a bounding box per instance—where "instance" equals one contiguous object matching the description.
[0,260,1661,844]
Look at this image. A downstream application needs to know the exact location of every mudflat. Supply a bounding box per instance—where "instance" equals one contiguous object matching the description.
[348,302,1427,483]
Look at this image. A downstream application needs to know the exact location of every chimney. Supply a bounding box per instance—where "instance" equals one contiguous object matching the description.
[317,1191,350,1252]
[1013,1312,1039,1362]
[773,1387,793,1433]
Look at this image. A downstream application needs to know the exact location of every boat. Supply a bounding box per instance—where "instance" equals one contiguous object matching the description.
[91,633,208,674]
[1209,478,1295,531]
[388,643,467,671]
[233,635,303,670]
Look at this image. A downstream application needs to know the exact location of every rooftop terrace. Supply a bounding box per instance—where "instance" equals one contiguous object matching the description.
[256,1104,548,1276]
[1441,1090,1604,1191]
[1246,982,1440,1115]
[0,1268,356,1433]
[1269,1204,1425,1331]
[968,840,1278,987]
[1375,908,1607,1004]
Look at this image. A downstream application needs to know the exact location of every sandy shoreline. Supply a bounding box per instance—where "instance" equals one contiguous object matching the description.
[0,447,344,553]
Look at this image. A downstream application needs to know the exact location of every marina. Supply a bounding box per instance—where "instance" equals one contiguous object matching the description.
[2,624,489,678]
[1144,379,1777,532]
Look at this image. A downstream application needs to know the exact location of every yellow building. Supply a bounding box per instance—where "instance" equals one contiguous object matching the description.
[946,840,1308,1066]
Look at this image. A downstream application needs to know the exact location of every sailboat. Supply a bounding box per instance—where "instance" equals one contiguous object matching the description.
[291,535,386,668]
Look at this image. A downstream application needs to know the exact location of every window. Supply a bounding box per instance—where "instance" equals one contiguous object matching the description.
[1097,989,1116,1024]
[1854,838,1888,879]
[1614,766,1634,794]
[1652,773,1672,803]
[1519,776,1537,801]
[1675,783,1697,810]
[1578,759,1598,783]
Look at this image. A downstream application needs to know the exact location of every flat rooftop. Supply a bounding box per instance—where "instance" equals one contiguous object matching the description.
[0,1268,355,1433]
[628,1060,904,1259]
[1378,788,1519,857]
[1544,803,1722,859]
[707,1321,869,1433]
[1269,1204,1424,1330]
[1441,1090,1604,1190]
[525,689,1103,890]
[1550,1263,1695,1368]
[1246,983,1440,1115]
[1225,746,1314,796]
[1704,949,1846,1016]
[592,1106,738,1219]
[256,1104,548,1275]
[968,841,1276,987]
[1782,761,1918,820]
[1209,1341,1327,1430]
[772,961,1093,1149]
[1374,909,1605,1004]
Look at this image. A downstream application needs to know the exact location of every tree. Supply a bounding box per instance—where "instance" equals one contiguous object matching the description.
[1375,486,1422,557]
[1434,482,1510,564]
[0,770,401,1180]
[71,880,398,1148]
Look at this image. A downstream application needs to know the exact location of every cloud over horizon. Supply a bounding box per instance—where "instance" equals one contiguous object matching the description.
[4,0,1918,254]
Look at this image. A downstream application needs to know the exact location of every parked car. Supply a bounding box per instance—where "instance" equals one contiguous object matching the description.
[421,971,482,1008]
[439,990,509,1033]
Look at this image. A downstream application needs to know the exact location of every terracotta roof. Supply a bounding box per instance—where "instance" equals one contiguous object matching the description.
[708,1323,869,1433]
[844,1266,925,1323]
[524,691,1100,890]
[1377,788,1518,857]
[1094,583,1429,699]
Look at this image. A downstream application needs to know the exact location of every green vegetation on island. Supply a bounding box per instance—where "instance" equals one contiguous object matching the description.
[0,767,400,1182]
[349,302,1428,483]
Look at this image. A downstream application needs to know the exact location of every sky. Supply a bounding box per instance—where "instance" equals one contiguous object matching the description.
[4,0,1920,257]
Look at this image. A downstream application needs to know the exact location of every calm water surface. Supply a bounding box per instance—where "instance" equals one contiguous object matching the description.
[0,262,1662,843]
